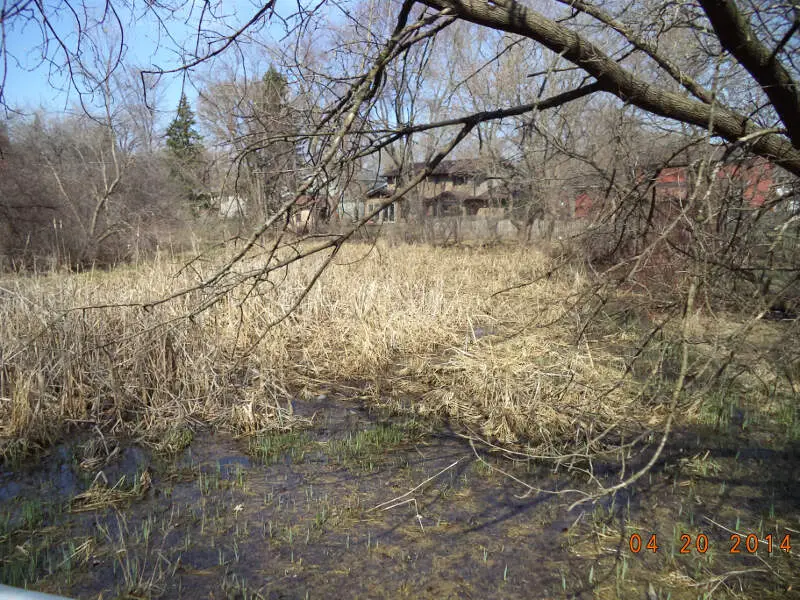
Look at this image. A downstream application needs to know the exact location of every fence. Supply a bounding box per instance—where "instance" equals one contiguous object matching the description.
[354,216,588,245]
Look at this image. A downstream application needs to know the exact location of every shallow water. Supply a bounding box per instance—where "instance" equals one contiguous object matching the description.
[1,394,798,599]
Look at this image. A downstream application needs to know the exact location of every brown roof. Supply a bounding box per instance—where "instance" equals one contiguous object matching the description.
[382,158,489,178]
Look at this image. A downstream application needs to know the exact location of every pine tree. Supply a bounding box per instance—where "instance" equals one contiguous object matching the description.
[165,93,207,207]
[249,66,296,217]
[258,66,288,116]
[166,93,203,160]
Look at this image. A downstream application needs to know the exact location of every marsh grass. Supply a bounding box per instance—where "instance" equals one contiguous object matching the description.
[0,242,795,464]
[95,512,181,599]
[150,426,194,455]
[329,422,419,470]
[0,495,86,588]
[249,431,311,465]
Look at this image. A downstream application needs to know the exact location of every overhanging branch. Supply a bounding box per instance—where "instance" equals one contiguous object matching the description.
[420,0,800,175]
[699,0,800,148]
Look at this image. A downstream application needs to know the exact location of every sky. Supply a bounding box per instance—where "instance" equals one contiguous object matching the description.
[3,0,290,125]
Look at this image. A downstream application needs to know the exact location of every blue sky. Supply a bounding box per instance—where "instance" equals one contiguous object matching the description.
[3,1,289,124]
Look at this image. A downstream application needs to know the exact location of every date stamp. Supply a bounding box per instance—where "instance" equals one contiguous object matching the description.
[628,533,792,554]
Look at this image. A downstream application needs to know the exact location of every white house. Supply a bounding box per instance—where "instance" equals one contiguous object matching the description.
[218,195,247,219]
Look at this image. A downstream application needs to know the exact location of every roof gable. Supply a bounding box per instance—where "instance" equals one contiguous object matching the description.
[382,158,493,179]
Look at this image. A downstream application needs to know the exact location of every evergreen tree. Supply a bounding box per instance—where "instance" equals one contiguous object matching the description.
[166,93,203,160]
[258,66,288,116]
[165,94,208,208]
[250,66,297,217]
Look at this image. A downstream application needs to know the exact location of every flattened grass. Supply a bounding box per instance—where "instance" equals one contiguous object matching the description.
[0,241,794,462]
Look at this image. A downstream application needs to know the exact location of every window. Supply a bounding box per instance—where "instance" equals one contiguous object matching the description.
[366,202,395,223]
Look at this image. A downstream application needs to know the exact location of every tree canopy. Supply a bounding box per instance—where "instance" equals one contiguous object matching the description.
[2,1,798,176]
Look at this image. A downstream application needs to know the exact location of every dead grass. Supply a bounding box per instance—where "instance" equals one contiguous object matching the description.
[69,471,151,512]
[0,241,794,461]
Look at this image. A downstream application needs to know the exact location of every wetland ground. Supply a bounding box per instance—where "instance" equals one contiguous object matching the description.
[1,243,798,598]
[1,390,798,599]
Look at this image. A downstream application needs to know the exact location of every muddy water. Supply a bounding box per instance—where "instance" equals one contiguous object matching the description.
[1,394,798,599]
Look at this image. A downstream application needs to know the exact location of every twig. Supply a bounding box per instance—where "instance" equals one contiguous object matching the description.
[568,276,699,510]
[469,439,589,501]
[370,457,464,512]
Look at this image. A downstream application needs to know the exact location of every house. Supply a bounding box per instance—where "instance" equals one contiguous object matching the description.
[572,152,794,217]
[382,158,512,220]
[651,158,777,206]
[288,194,329,233]
[218,195,247,219]
[574,192,594,219]
[336,171,392,223]
[363,190,396,223]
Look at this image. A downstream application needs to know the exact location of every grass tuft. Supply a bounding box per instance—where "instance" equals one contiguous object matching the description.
[329,422,419,470]
[249,431,311,465]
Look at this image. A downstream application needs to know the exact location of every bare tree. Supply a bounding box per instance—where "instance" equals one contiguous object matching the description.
[1,39,184,267]
[197,63,299,221]
[3,0,799,505]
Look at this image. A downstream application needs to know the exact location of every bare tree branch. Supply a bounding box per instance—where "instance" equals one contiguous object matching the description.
[419,0,800,174]
[699,0,800,148]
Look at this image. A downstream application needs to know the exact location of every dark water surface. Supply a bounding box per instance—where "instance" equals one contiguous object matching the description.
[1,394,798,599]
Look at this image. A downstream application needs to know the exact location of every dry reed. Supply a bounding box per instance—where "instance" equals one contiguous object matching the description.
[0,241,789,461]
